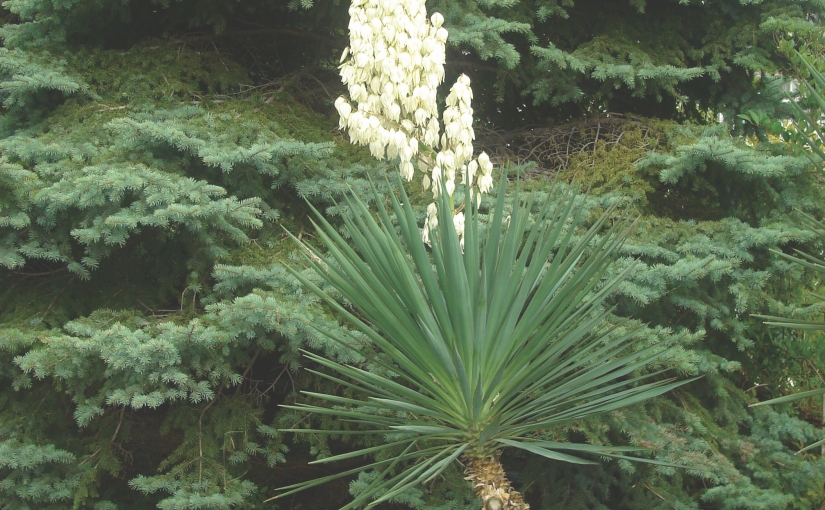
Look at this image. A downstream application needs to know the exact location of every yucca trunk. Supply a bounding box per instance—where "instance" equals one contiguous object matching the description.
[464,457,530,510]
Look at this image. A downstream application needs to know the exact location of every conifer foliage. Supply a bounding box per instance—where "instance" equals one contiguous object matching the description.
[1,0,825,509]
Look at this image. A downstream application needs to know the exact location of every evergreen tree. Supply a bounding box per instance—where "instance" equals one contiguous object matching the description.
[1,0,825,509]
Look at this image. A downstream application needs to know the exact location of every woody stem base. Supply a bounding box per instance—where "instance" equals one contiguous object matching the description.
[464,456,530,510]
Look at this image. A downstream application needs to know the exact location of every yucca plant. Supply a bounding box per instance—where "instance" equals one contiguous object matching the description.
[274,177,689,509]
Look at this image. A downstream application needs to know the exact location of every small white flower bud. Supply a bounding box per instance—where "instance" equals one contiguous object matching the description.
[414,108,428,125]
[369,140,385,159]
[453,212,465,236]
[334,97,352,120]
[468,160,478,175]
[435,27,448,43]
[400,160,414,180]
[369,16,382,32]
[423,37,437,54]
[383,25,396,44]
[407,37,422,53]
[390,103,401,121]
[396,31,408,47]
[478,173,493,193]
[478,152,491,171]
[398,51,412,70]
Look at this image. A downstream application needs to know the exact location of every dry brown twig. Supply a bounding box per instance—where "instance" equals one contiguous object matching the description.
[475,113,660,177]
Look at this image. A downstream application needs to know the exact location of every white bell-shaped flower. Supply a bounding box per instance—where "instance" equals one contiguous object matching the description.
[453,212,465,237]
[400,160,414,180]
[435,27,448,43]
[445,179,455,196]
[478,173,494,193]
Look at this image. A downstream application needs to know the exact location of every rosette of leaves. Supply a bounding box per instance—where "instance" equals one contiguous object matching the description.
[276,177,689,509]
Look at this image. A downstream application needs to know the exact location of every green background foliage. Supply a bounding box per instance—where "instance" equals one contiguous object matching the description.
[2,0,825,508]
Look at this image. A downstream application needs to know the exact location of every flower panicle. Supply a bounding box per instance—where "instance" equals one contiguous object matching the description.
[335,0,494,246]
